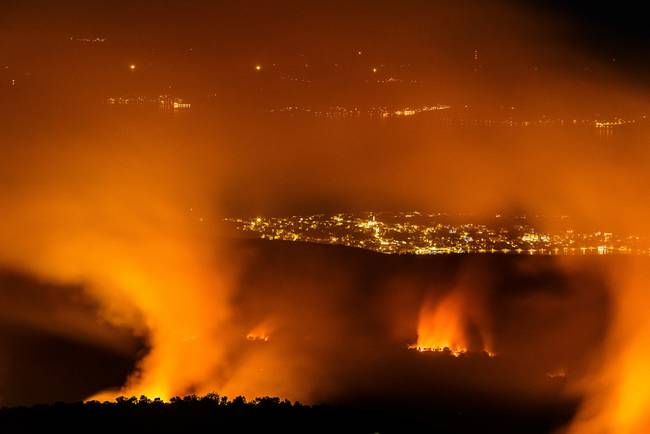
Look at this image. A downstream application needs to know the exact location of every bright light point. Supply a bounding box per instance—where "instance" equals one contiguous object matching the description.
[372,67,378,73]
[255,65,262,71]
[129,64,136,71]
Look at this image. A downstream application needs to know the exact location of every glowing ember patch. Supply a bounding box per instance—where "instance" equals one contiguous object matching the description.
[246,333,269,342]
[408,344,468,357]
[546,368,567,379]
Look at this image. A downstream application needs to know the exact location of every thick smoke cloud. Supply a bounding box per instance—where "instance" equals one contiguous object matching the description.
[0,113,239,399]
[565,259,650,434]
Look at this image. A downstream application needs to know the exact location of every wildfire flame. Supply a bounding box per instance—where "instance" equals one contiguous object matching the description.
[410,290,495,357]
[246,321,274,342]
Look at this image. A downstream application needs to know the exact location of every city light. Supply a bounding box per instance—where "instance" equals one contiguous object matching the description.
[225,213,650,256]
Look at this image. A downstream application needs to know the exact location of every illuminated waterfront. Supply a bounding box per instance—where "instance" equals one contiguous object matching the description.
[225,212,650,255]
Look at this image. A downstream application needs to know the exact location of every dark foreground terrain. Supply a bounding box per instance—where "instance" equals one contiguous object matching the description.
[0,393,575,434]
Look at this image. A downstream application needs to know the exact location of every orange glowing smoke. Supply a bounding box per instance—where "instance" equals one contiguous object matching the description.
[410,290,494,357]
[0,129,238,402]
[567,259,650,434]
